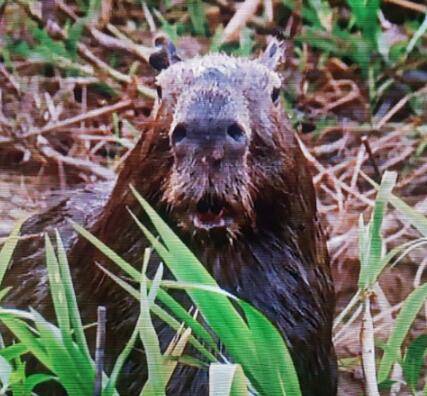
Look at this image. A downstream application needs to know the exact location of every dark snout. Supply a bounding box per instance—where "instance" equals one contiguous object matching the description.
[170,118,247,161]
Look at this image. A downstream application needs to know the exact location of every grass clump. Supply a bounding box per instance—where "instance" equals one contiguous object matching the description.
[0,188,301,395]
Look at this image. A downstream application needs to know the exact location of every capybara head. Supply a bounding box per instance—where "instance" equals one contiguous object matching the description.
[147,38,300,240]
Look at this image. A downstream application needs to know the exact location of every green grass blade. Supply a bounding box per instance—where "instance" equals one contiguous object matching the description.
[69,225,209,345]
[358,214,369,286]
[97,263,217,358]
[406,14,427,56]
[363,172,427,237]
[378,283,427,383]
[45,235,95,387]
[209,363,248,396]
[390,193,427,237]
[30,308,92,396]
[44,234,71,334]
[54,230,92,364]
[358,171,397,289]
[70,220,140,280]
[240,301,301,396]
[148,262,163,305]
[0,344,28,361]
[159,280,237,300]
[139,261,166,396]
[402,334,427,392]
[128,208,248,350]
[0,287,11,302]
[46,234,95,389]
[0,221,23,286]
[0,355,12,391]
[0,315,50,368]
[103,326,139,396]
[24,373,57,394]
[187,0,207,36]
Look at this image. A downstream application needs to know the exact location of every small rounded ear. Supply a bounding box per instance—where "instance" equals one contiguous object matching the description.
[259,38,286,70]
[149,36,182,71]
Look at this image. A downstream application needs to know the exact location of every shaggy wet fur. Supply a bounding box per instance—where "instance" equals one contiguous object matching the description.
[4,41,337,395]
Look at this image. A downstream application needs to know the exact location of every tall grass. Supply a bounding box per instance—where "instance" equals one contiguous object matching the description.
[0,189,301,395]
[0,174,426,394]
[335,171,427,394]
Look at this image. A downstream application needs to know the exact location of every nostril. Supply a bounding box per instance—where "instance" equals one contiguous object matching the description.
[226,123,246,143]
[171,123,187,145]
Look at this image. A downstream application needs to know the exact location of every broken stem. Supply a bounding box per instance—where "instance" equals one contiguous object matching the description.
[94,306,107,396]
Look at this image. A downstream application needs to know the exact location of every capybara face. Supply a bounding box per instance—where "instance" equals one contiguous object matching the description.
[151,41,291,239]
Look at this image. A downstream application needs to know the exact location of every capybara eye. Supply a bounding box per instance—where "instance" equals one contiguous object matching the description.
[226,123,245,142]
[156,85,162,99]
[271,87,280,103]
[171,123,187,145]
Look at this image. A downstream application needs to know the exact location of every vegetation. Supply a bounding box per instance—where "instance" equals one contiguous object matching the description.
[0,0,426,395]
[0,174,425,394]
[0,187,301,395]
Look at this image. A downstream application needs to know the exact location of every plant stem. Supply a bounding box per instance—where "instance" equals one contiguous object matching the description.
[94,306,107,396]
[360,293,380,396]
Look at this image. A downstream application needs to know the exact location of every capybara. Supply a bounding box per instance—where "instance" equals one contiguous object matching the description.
[4,38,337,395]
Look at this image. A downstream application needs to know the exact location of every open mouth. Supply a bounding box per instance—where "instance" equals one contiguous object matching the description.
[193,195,232,230]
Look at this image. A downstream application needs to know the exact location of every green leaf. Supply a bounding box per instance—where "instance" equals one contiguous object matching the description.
[240,301,301,396]
[44,234,71,334]
[44,235,94,390]
[0,221,23,286]
[389,194,427,237]
[30,308,93,396]
[138,262,167,396]
[209,25,224,52]
[345,0,380,47]
[209,363,248,396]
[378,378,396,390]
[358,171,397,289]
[402,334,427,391]
[363,173,427,237]
[0,344,27,362]
[152,9,179,43]
[0,355,12,391]
[187,0,207,36]
[70,221,140,280]
[406,14,427,56]
[307,0,333,31]
[73,225,217,352]
[148,262,163,305]
[103,326,139,396]
[0,287,11,302]
[0,315,50,367]
[237,28,254,57]
[54,230,92,365]
[65,20,85,60]
[378,283,427,383]
[24,373,57,393]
